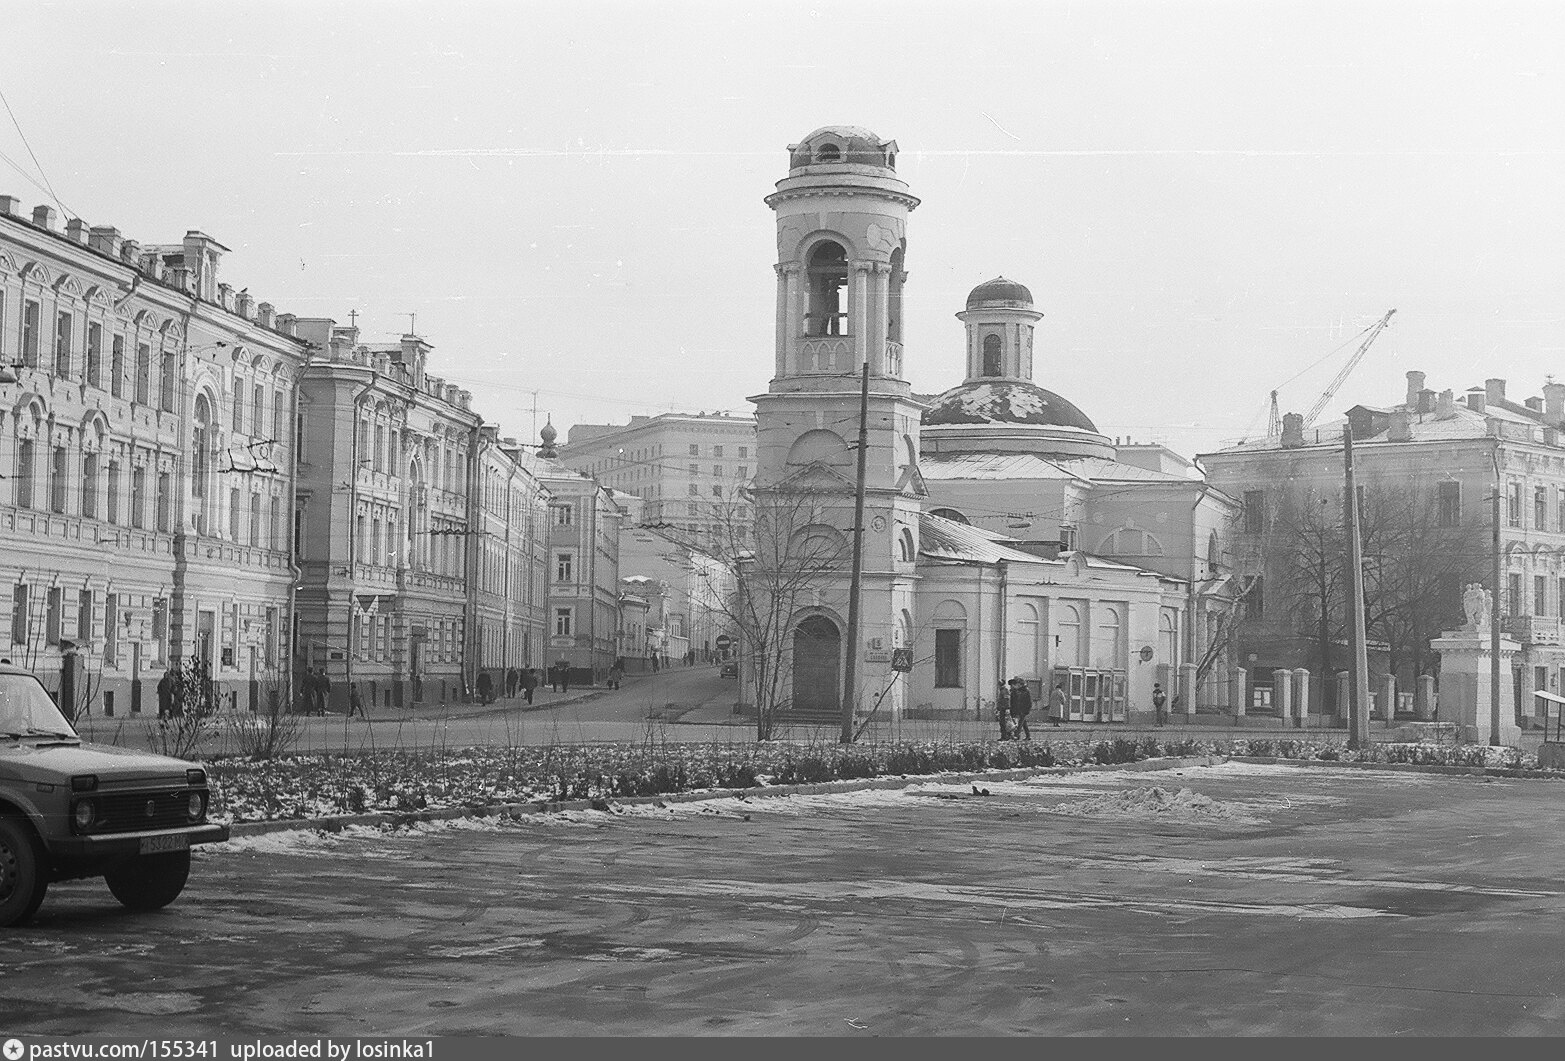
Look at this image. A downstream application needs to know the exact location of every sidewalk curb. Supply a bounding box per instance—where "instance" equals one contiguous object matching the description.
[1227,755,1564,780]
[224,754,1223,837]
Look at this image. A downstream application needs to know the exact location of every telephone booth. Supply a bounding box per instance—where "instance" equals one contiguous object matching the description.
[1052,665,1128,722]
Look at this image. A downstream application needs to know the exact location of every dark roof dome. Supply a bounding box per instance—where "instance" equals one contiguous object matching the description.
[966,276,1034,308]
[788,126,898,171]
[923,380,1098,432]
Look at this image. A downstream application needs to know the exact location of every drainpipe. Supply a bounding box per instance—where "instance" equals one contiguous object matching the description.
[996,558,1009,693]
[345,366,379,710]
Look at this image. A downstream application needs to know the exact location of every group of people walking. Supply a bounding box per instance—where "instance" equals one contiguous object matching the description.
[998,677,1066,740]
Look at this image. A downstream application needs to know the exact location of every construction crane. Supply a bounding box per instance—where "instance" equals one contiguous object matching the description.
[1262,309,1397,442]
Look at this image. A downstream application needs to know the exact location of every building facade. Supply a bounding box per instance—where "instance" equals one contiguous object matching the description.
[560,412,757,541]
[0,197,306,718]
[1203,371,1565,728]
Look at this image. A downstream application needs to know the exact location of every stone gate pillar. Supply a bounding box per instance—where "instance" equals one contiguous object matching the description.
[1231,667,1247,717]
[1292,668,1311,728]
[1377,673,1397,722]
[1274,669,1292,724]
[1417,674,1437,721]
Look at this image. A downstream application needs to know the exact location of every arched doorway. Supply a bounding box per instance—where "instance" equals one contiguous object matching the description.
[792,616,841,717]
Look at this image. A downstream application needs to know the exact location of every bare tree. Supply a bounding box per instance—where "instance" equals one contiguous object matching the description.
[221,669,306,760]
[645,484,849,740]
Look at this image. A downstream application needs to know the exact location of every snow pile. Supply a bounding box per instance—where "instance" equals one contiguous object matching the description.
[1048,785,1259,824]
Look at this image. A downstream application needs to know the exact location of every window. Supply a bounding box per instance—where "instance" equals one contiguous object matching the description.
[82,453,98,519]
[712,465,722,477]
[152,598,167,664]
[688,444,700,456]
[1508,482,1522,527]
[233,378,245,431]
[710,485,722,497]
[159,351,175,411]
[273,390,285,444]
[130,467,145,528]
[103,593,118,663]
[553,504,573,526]
[556,553,574,582]
[738,446,748,459]
[934,628,962,688]
[370,516,382,564]
[805,241,848,336]
[229,487,240,540]
[714,445,723,458]
[554,608,573,637]
[249,493,261,546]
[45,587,61,645]
[1537,487,1548,531]
[1246,576,1265,620]
[14,439,33,509]
[263,606,277,666]
[1509,573,1523,616]
[135,344,150,404]
[1243,491,1264,534]
[78,591,93,652]
[192,394,211,501]
[86,322,101,386]
[687,483,699,496]
[106,461,120,524]
[111,336,124,397]
[10,584,27,644]
[898,526,916,562]
[689,463,699,475]
[1559,489,1565,534]
[21,300,39,367]
[1437,481,1460,528]
[49,446,66,513]
[982,333,1002,376]
[270,497,281,551]
[53,312,72,377]
[374,423,385,472]
[253,386,265,439]
[737,465,748,479]
[1536,576,1548,617]
[156,472,170,532]
[687,502,698,516]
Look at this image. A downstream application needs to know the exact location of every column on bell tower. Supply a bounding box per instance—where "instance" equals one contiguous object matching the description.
[774,262,801,378]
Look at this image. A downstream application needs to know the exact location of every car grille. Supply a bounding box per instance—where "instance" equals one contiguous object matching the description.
[92,790,196,834]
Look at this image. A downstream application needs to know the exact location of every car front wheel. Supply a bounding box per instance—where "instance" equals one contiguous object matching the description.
[0,815,48,927]
[104,850,191,912]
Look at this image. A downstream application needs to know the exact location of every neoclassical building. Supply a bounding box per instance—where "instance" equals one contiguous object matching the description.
[747,127,1239,726]
[0,199,306,716]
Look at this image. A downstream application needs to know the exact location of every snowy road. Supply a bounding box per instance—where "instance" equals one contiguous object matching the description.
[7,762,1565,1036]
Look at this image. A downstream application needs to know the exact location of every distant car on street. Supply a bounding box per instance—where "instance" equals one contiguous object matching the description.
[719,660,739,679]
[0,663,229,926]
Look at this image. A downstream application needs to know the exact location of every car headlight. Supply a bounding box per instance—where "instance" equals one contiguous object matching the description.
[73,799,95,831]
[187,792,205,821]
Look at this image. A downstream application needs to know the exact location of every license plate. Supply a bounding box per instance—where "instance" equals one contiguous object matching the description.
[140,833,190,855]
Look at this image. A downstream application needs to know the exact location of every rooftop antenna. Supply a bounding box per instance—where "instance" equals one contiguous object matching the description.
[405,312,417,336]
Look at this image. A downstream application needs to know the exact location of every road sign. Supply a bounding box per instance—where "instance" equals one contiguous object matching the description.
[716,634,733,649]
[891,648,913,673]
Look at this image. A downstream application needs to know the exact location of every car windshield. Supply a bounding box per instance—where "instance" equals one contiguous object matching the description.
[0,673,78,739]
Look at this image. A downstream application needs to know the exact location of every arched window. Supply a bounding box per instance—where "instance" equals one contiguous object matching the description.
[15,438,35,509]
[192,394,211,500]
[806,241,848,337]
[887,244,906,344]
[982,334,1003,377]
[1094,604,1124,669]
[898,526,916,562]
[815,143,841,163]
[1056,603,1083,668]
[1010,602,1040,678]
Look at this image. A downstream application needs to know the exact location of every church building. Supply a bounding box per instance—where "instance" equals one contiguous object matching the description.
[748,126,1240,727]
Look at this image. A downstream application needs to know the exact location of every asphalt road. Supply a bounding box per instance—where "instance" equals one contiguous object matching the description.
[7,761,1564,1036]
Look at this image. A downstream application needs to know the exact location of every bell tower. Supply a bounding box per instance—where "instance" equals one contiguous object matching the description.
[750,126,927,725]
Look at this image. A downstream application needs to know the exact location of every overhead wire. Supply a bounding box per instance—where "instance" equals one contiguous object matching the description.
[0,84,74,220]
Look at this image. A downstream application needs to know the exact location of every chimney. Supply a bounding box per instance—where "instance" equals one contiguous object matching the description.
[1280,412,1305,448]
[88,225,122,258]
[1486,378,1506,406]
[1467,388,1486,414]
[1436,389,1455,417]
[1405,370,1426,409]
[182,231,227,302]
[217,282,234,311]
[119,238,140,264]
[1388,409,1413,442]
[65,218,89,244]
[1417,388,1436,414]
[31,205,57,230]
[1526,396,1544,414]
[274,313,298,337]
[255,302,275,329]
[0,195,19,217]
[236,292,256,320]
[1544,382,1565,425]
[137,251,162,280]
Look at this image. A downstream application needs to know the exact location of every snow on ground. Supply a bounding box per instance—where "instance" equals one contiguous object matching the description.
[1046,786,1263,825]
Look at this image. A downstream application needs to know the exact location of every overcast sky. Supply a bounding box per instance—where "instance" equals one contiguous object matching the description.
[4,1,1562,456]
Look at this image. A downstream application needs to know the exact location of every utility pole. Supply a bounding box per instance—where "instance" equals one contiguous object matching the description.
[840,361,870,744]
[1491,443,1503,746]
[1343,426,1371,750]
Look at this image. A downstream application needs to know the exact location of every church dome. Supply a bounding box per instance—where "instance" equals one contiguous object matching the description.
[966,277,1034,308]
[788,127,898,171]
[923,380,1098,432]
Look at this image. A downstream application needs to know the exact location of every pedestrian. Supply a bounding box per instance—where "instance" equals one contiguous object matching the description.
[156,667,176,720]
[476,671,493,704]
[1008,677,1033,740]
[317,669,332,716]
[996,686,1013,740]
[348,685,363,719]
[506,667,519,699]
[609,659,624,690]
[520,666,537,704]
[1050,682,1068,725]
[1152,682,1168,726]
[558,660,571,693]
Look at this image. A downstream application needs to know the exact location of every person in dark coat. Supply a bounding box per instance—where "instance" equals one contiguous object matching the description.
[348,685,364,719]
[1050,682,1068,725]
[476,671,494,704]
[557,660,571,693]
[996,685,1013,740]
[505,667,519,698]
[1008,677,1033,740]
[1152,682,1168,726]
[520,666,538,704]
[156,667,176,719]
[317,669,332,716]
